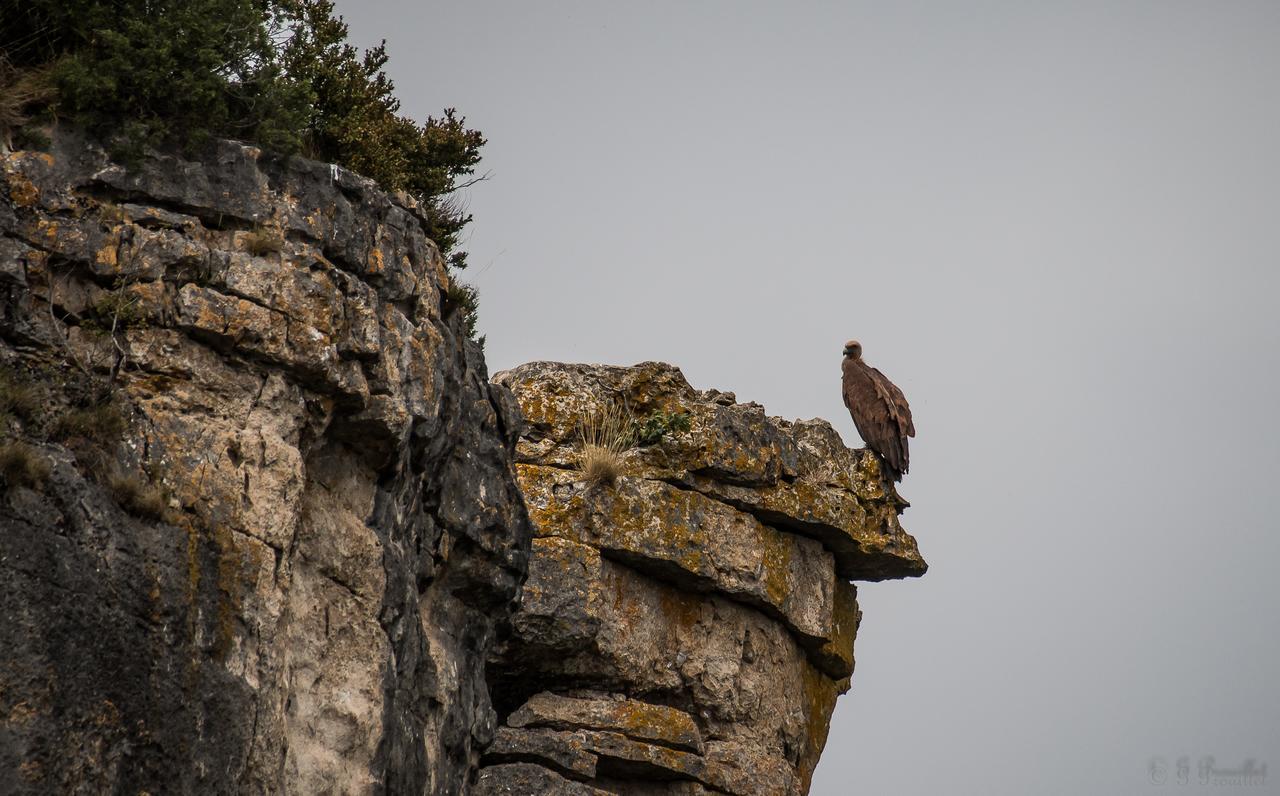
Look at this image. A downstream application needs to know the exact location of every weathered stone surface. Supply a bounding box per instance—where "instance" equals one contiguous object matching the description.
[578,730,708,783]
[517,464,835,648]
[483,724,711,788]
[489,538,846,794]
[3,130,926,795]
[703,740,799,795]
[814,579,861,680]
[1,131,531,794]
[486,361,926,794]
[509,693,704,754]
[494,361,926,580]
[473,763,613,796]
[483,727,599,780]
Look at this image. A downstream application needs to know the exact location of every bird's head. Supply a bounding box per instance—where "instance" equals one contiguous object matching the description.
[843,339,862,359]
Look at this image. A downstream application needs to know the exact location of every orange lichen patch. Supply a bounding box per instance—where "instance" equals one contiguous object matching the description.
[191,299,226,334]
[93,236,120,271]
[6,171,39,208]
[366,245,385,274]
[516,389,550,430]
[35,218,58,245]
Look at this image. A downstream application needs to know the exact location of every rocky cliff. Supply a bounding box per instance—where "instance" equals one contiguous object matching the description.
[1,135,925,795]
[0,133,531,794]
[477,363,925,795]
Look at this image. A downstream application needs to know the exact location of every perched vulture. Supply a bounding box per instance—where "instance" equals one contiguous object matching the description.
[841,339,915,482]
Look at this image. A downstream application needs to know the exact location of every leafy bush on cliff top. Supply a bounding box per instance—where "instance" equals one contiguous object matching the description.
[1,0,483,272]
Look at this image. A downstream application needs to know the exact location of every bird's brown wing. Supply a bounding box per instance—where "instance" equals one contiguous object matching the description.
[842,358,909,479]
[871,366,915,438]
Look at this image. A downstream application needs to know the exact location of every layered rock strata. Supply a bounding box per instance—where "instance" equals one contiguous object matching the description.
[482,362,926,795]
[1,131,927,795]
[0,134,531,794]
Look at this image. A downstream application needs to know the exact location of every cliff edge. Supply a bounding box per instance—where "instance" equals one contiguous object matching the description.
[0,133,531,794]
[480,362,926,795]
[0,135,925,795]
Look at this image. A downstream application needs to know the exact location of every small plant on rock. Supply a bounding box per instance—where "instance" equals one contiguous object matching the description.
[49,399,126,444]
[107,469,171,521]
[97,201,127,225]
[442,277,481,339]
[88,282,147,332]
[0,56,54,150]
[579,400,633,487]
[629,409,692,447]
[0,366,43,422]
[0,441,51,491]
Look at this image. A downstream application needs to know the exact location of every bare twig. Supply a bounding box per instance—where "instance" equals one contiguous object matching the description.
[448,170,492,193]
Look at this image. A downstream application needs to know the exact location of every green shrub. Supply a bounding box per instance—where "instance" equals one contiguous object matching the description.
[87,282,147,333]
[629,410,693,447]
[3,1,484,260]
[276,0,485,270]
[4,0,487,336]
[16,0,306,160]
[4,0,487,335]
[442,278,481,339]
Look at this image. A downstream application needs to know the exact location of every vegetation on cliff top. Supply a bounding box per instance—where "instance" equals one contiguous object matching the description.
[2,0,485,277]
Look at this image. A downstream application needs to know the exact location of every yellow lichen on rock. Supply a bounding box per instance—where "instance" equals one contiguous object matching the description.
[486,361,927,795]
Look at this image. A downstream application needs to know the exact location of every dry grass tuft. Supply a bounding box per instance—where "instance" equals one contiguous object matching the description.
[0,441,50,490]
[580,444,624,486]
[98,201,128,225]
[49,401,127,444]
[0,57,54,141]
[0,367,43,421]
[579,400,633,486]
[107,470,170,521]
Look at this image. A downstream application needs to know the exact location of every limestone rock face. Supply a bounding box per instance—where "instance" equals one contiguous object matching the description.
[0,134,531,794]
[1,131,926,795]
[485,362,927,795]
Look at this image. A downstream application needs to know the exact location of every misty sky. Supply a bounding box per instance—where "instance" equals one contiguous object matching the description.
[336,2,1280,793]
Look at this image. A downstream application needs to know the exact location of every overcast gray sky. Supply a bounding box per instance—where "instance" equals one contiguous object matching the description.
[337,2,1280,793]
